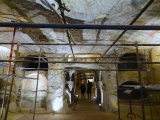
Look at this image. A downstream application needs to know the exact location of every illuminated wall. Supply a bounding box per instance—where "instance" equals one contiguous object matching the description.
[21,72,47,108]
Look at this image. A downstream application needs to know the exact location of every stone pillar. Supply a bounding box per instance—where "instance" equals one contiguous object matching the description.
[46,64,70,113]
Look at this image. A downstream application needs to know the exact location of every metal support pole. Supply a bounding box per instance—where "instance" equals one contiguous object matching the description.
[0,67,5,118]
[0,23,160,30]
[58,0,75,58]
[45,0,76,44]
[145,51,153,120]
[4,43,20,120]
[1,27,17,119]
[1,59,160,65]
[2,43,160,46]
[149,95,153,120]
[32,49,42,120]
[135,42,145,120]
[114,50,121,120]
[2,59,160,64]
[145,50,153,120]
[127,94,136,119]
[45,0,76,58]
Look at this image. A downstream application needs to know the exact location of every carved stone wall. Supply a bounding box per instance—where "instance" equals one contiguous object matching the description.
[21,71,47,109]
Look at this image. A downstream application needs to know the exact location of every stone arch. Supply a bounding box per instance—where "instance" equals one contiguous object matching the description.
[21,73,47,109]
[65,64,105,104]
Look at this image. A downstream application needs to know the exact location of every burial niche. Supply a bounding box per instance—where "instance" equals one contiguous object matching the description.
[118,53,145,70]
[22,55,48,71]
[118,81,147,100]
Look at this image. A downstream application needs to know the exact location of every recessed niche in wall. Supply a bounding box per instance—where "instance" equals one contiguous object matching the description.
[118,53,145,70]
[22,55,48,71]
[118,81,147,100]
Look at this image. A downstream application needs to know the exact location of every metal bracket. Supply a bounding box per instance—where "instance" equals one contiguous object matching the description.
[127,112,136,118]
[61,3,70,12]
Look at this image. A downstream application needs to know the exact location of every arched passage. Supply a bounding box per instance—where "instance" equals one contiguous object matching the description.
[65,64,105,107]
[20,55,48,109]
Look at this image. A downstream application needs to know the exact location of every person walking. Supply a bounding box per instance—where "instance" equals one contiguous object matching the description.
[80,83,86,100]
[87,80,92,99]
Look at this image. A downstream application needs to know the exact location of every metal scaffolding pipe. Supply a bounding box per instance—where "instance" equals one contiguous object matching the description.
[57,0,75,58]
[4,43,20,120]
[0,60,160,64]
[18,68,148,71]
[114,50,121,120]
[1,27,17,119]
[0,22,160,30]
[32,49,41,120]
[1,43,160,46]
[0,60,141,63]
[135,42,145,120]
[11,55,149,59]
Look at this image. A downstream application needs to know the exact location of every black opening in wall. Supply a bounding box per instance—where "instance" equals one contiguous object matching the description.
[22,55,48,71]
[118,53,145,70]
[118,81,147,100]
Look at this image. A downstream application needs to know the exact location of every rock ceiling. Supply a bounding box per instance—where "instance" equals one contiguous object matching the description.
[0,0,160,60]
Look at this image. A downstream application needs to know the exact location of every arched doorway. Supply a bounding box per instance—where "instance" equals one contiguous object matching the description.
[20,55,48,110]
[117,53,147,103]
[21,73,47,109]
[65,64,105,108]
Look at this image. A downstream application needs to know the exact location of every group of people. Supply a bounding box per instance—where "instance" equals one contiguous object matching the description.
[80,80,92,100]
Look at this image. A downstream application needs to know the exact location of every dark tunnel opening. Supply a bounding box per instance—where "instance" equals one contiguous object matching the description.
[22,55,48,71]
[118,53,145,70]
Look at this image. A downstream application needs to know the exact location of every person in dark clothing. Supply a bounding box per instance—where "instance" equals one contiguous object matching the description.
[80,83,86,100]
[87,80,92,99]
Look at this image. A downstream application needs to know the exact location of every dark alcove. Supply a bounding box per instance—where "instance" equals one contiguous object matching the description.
[22,55,48,71]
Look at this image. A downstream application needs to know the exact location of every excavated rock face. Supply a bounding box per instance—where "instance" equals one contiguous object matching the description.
[1,0,160,57]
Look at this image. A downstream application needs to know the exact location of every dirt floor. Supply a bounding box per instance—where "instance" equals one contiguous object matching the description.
[3,89,160,120]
